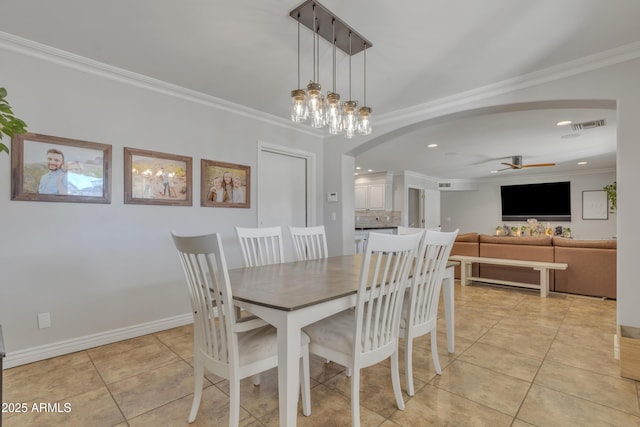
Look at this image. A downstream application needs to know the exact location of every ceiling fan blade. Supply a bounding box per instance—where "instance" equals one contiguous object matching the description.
[500,162,520,169]
[521,163,556,168]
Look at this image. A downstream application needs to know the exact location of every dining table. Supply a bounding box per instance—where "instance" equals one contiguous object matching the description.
[228,254,457,427]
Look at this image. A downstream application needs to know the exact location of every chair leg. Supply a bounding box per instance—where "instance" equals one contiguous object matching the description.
[390,351,405,410]
[189,354,204,423]
[350,368,360,427]
[431,330,442,375]
[229,376,240,427]
[405,332,415,396]
[300,345,311,416]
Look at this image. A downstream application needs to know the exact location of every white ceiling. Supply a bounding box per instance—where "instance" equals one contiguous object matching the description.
[2,0,638,179]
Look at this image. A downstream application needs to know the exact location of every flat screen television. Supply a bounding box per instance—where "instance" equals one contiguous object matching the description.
[500,181,571,222]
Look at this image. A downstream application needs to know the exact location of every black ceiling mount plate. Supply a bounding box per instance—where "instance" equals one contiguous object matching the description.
[289,0,373,56]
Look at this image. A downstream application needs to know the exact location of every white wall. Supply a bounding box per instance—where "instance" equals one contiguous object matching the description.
[440,171,616,238]
[0,42,323,365]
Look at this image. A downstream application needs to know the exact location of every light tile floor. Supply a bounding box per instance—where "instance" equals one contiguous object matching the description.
[4,282,639,426]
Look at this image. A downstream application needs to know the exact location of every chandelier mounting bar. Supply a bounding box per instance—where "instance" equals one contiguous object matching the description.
[289,0,372,56]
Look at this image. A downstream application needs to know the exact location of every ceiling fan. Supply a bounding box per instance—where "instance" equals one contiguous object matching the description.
[498,155,556,171]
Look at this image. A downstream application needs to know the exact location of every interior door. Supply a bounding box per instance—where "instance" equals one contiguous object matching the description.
[408,187,424,227]
[258,148,308,262]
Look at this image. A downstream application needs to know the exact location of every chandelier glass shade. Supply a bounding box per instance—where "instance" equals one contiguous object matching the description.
[288,1,373,138]
[290,16,308,123]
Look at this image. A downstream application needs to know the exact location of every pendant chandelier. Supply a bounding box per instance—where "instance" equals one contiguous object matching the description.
[289,1,373,138]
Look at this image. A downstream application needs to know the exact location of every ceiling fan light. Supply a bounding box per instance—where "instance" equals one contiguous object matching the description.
[357,106,372,135]
[290,89,308,122]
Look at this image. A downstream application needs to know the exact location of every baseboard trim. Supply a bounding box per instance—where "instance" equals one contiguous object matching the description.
[2,313,193,369]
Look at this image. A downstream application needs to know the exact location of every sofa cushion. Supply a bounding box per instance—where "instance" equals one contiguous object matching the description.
[552,236,617,249]
[479,235,552,246]
[554,246,616,299]
[455,232,479,242]
[451,236,480,279]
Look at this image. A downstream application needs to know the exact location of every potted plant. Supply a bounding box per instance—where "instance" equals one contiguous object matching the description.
[0,87,28,154]
[603,181,617,212]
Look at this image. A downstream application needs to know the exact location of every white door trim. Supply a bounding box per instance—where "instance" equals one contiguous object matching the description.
[257,141,317,227]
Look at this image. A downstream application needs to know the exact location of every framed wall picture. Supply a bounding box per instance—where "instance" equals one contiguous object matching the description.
[201,159,250,208]
[124,147,192,206]
[11,133,112,203]
[582,190,608,220]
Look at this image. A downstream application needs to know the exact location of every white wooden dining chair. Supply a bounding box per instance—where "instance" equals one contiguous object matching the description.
[171,232,311,426]
[235,226,284,267]
[303,232,422,427]
[289,225,328,261]
[401,228,458,396]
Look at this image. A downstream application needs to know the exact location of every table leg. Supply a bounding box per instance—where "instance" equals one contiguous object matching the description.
[442,266,455,353]
[277,317,301,427]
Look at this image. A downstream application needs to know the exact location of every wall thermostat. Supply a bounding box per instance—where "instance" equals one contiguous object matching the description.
[327,192,338,202]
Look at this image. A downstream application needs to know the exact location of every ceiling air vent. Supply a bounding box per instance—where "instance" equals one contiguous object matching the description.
[438,182,452,188]
[571,119,606,131]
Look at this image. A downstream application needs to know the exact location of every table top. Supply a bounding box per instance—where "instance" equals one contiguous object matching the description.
[229,254,363,312]
[228,254,458,313]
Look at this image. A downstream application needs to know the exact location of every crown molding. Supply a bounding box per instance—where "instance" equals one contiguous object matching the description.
[0,31,322,138]
[376,41,640,128]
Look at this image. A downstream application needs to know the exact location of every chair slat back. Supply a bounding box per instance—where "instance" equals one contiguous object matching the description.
[408,229,459,329]
[235,226,284,267]
[289,225,328,261]
[172,232,235,364]
[355,232,422,359]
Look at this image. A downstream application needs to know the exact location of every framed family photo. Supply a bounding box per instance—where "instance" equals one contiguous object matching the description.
[201,159,250,208]
[11,133,112,203]
[124,147,192,206]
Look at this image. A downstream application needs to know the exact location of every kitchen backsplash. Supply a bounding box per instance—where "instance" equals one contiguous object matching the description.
[355,210,401,227]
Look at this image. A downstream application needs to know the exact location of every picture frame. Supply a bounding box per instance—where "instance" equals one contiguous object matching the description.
[201,159,250,208]
[11,133,112,204]
[124,147,192,206]
[582,190,608,220]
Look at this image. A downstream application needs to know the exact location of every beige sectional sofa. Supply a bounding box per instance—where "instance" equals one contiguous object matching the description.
[450,233,617,299]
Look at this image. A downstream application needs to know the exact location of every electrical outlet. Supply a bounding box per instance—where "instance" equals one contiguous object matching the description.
[38,312,51,329]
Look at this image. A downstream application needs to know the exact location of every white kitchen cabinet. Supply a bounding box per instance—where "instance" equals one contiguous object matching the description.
[367,184,386,210]
[355,185,368,210]
[355,183,388,210]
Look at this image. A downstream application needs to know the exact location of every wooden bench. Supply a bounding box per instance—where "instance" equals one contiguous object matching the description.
[449,255,568,297]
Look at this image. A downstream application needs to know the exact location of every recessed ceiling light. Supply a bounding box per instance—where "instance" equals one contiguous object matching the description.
[367,169,373,172]
[355,166,361,170]
[556,120,572,126]
[490,170,499,174]
[427,143,438,148]
[354,172,359,175]
[577,161,588,165]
